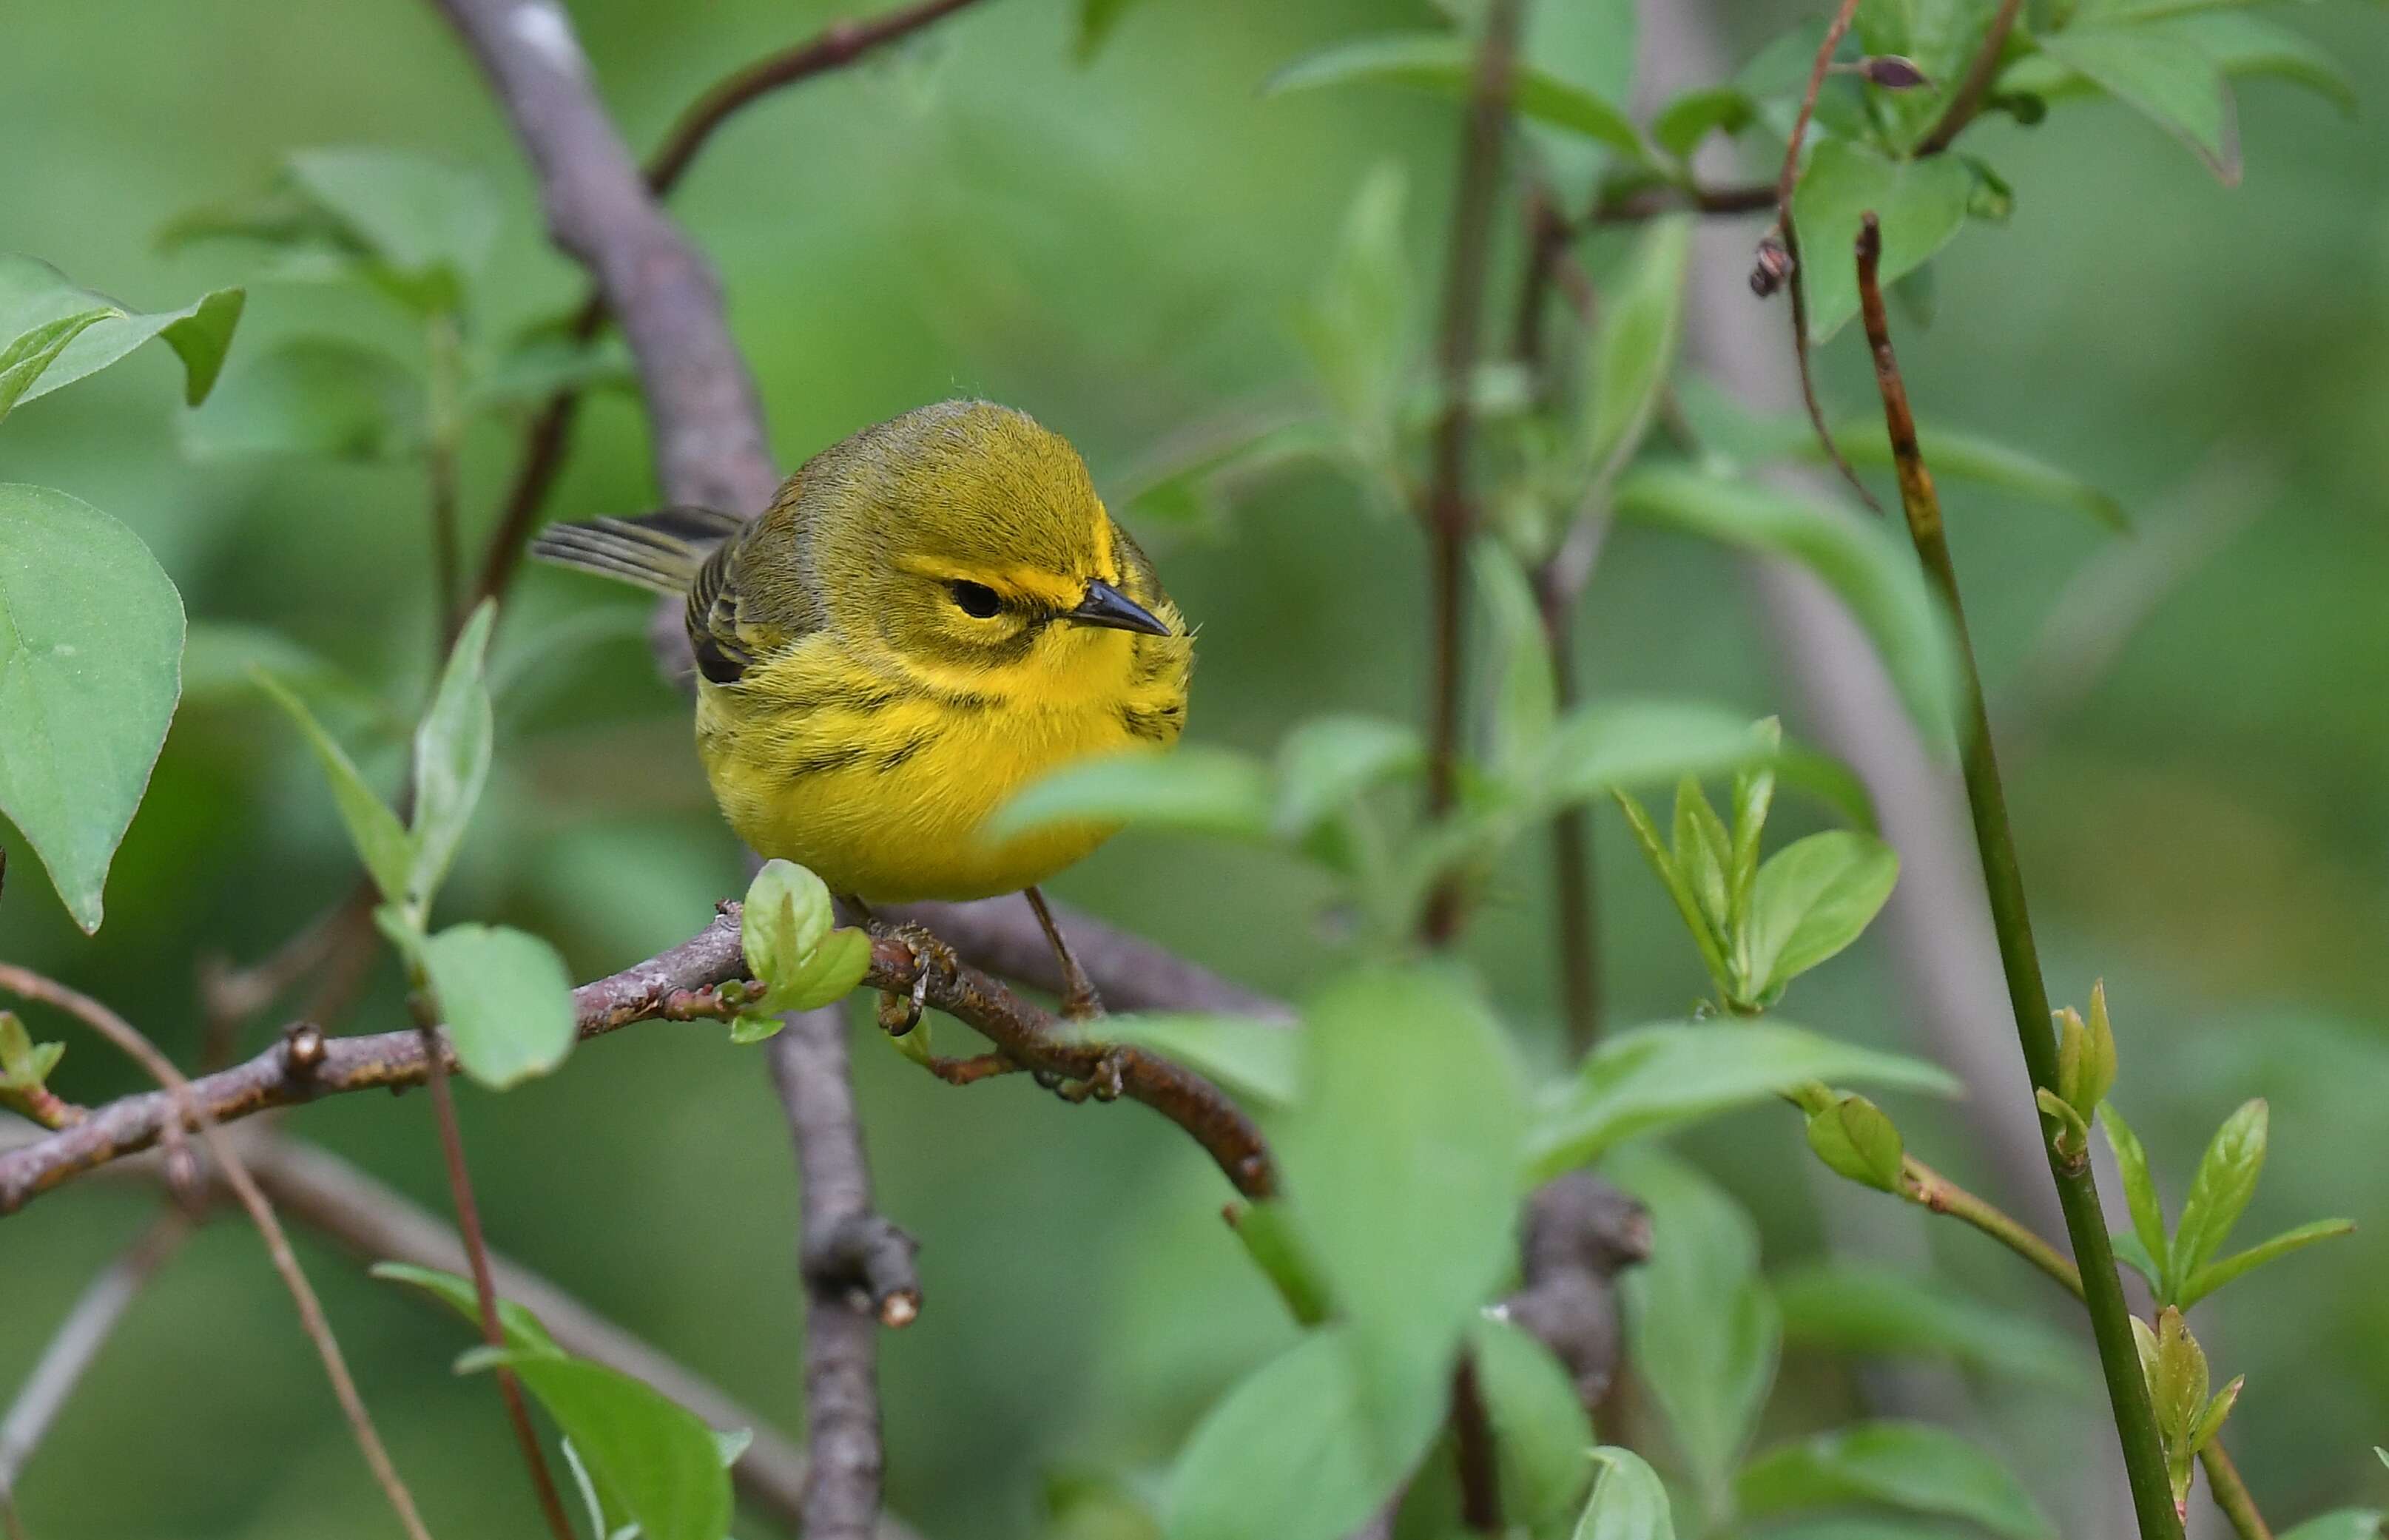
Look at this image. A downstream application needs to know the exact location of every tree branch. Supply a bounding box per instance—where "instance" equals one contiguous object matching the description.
[0,908,1275,1209]
[1914,0,2024,157]
[769,1010,908,1539]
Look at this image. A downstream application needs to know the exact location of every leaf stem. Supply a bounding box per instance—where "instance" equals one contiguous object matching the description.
[1915,0,2026,156]
[1853,213,2183,1540]
[409,996,577,1540]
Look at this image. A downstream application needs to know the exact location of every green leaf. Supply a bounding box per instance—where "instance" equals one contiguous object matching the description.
[1728,717,1780,915]
[2166,13,2355,117]
[2035,27,2239,185]
[1743,830,1901,997]
[466,331,635,413]
[739,860,870,1013]
[1076,0,1143,61]
[1581,215,1691,484]
[1226,1201,1332,1326]
[1478,544,1557,786]
[1058,1013,1296,1107]
[254,669,414,905]
[728,1013,786,1045]
[183,338,424,461]
[1279,966,1526,1465]
[2180,1217,2356,1308]
[1267,36,1646,159]
[2280,1511,2385,1540]
[286,146,499,311]
[1738,1422,2056,1540]
[1532,1019,1958,1177]
[1573,1446,1677,1540]
[1614,787,1733,993]
[460,1348,729,1540]
[2112,1229,2165,1292]
[1803,1092,1905,1192]
[1165,1327,1432,1540]
[1546,701,1868,831]
[2169,1098,2268,1285]
[1612,1149,1777,1508]
[418,922,577,1089]
[1813,418,2129,532]
[1671,776,1733,942]
[1298,163,1412,456]
[405,600,495,916]
[0,254,246,407]
[0,308,120,423]
[1272,714,1423,840]
[1775,1263,2087,1391]
[991,746,1273,843]
[2098,1101,2173,1300]
[1790,138,1975,344]
[369,1260,565,1356]
[1472,1314,1595,1527]
[1651,86,1756,159]
[1613,467,1963,748]
[0,484,186,932]
[0,1013,64,1095]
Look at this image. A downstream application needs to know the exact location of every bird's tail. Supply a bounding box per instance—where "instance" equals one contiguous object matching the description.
[529,506,747,595]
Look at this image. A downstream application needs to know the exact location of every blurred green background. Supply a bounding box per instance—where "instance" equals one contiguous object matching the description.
[3,0,2386,1536]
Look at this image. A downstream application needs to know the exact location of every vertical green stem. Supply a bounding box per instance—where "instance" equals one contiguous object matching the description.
[1855,217,2183,1540]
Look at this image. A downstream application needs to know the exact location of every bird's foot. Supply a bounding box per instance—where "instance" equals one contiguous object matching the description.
[870,921,956,1039]
[1032,1048,1127,1105]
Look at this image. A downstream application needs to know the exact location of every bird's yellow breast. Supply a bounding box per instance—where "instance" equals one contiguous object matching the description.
[695,621,1188,902]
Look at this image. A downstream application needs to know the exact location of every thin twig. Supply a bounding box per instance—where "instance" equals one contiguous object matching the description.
[1591,181,1777,222]
[1914,0,2026,156]
[1764,0,1878,513]
[1419,0,1530,946]
[412,1009,576,1540]
[0,965,433,1540]
[1854,212,2180,1540]
[0,1211,192,1502]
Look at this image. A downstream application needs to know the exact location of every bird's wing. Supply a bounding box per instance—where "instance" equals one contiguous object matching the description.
[684,493,824,686]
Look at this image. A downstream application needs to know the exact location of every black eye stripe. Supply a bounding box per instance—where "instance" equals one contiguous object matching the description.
[948,579,1003,618]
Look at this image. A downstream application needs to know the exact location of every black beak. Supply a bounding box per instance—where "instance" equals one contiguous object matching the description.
[1065,578,1171,636]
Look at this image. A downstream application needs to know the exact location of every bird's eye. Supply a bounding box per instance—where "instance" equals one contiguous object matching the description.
[947,580,1003,619]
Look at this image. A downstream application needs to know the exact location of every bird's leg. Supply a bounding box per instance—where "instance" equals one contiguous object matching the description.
[1024,886,1104,1019]
[843,896,955,1039]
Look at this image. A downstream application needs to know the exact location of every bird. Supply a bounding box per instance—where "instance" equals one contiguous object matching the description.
[529,399,1193,1025]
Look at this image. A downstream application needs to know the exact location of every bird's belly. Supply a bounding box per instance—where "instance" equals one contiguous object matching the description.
[700,690,1134,902]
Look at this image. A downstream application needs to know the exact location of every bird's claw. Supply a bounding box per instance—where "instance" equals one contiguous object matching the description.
[1039,1048,1127,1105]
[870,922,954,1039]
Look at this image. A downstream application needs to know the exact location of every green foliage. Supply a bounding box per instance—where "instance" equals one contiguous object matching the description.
[1572,1447,1677,1540]
[408,601,498,918]
[2097,1095,2353,1308]
[0,307,119,423]
[0,1012,65,1104]
[1736,1422,2056,1540]
[2280,1513,2388,1540]
[1266,35,1646,161]
[2033,27,2241,185]
[1296,162,1414,479]
[1224,1201,1330,1325]
[463,1348,732,1540]
[1164,1326,1434,1540]
[370,1260,565,1355]
[1075,0,1145,63]
[0,253,244,407]
[991,746,1273,844]
[735,859,872,1031]
[1471,1314,1596,1527]
[1774,1264,2088,1391]
[1531,1019,1958,1176]
[1611,468,1961,747]
[1612,1149,1778,1517]
[1580,215,1691,487]
[2131,1307,2242,1519]
[254,669,417,903]
[415,922,579,1089]
[1790,139,1976,344]
[1803,1091,1906,1192]
[1059,1013,1295,1107]
[1277,965,1525,1463]
[0,484,186,933]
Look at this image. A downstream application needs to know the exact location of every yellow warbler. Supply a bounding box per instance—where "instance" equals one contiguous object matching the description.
[531,399,1193,1007]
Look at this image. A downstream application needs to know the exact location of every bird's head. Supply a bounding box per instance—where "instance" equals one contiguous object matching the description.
[797,400,1182,686]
